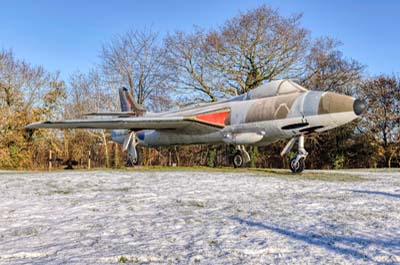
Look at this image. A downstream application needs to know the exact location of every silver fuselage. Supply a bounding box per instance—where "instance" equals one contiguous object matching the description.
[112,90,359,147]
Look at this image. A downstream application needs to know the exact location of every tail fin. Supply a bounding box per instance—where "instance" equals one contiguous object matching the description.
[118,87,146,115]
[118,87,130,112]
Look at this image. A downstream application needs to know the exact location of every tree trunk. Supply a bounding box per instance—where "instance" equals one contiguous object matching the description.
[114,143,119,168]
[387,152,393,168]
[102,131,110,168]
[174,146,180,166]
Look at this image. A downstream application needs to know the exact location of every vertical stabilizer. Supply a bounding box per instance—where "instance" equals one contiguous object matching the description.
[118,87,146,115]
[119,87,131,112]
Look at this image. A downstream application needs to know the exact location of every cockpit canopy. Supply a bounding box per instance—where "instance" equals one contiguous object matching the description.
[246,79,307,100]
[229,79,308,102]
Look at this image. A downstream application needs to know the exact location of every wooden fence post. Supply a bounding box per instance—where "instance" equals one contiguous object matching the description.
[88,150,91,169]
[49,150,52,171]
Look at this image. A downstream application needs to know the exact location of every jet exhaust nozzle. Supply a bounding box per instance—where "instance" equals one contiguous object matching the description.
[353,99,367,116]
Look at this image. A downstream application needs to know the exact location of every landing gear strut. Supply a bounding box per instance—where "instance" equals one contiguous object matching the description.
[123,131,142,166]
[127,145,142,166]
[281,135,308,173]
[232,145,251,168]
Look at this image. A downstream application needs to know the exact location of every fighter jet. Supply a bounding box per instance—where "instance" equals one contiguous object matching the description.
[26,80,366,173]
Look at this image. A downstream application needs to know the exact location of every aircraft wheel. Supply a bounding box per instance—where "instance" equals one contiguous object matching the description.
[127,148,142,167]
[290,157,305,173]
[233,151,244,168]
[126,158,133,167]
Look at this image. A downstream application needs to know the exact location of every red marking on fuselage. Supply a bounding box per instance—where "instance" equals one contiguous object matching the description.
[195,111,230,127]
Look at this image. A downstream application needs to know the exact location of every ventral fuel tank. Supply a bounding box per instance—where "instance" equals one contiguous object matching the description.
[223,132,264,145]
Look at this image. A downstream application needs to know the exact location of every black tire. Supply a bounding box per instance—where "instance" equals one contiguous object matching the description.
[126,148,142,167]
[126,158,133,167]
[233,151,244,168]
[289,157,305,173]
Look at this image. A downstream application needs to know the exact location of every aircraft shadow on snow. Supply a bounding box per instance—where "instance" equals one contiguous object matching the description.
[349,189,400,199]
[230,216,400,263]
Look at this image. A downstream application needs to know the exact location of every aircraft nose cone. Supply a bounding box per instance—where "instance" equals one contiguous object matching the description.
[353,99,367,115]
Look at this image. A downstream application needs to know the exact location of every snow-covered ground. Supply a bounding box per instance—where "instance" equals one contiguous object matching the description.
[0,169,399,264]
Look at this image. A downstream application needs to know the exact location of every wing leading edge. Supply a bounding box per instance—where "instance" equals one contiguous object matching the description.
[25,116,224,133]
[26,108,230,134]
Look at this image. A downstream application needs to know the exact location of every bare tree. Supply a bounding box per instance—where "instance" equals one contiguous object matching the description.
[66,70,114,117]
[164,30,231,103]
[101,29,166,106]
[0,49,65,131]
[0,49,65,169]
[65,70,115,167]
[361,76,400,167]
[301,37,364,95]
[0,49,60,113]
[294,38,365,169]
[164,5,309,102]
[207,5,309,94]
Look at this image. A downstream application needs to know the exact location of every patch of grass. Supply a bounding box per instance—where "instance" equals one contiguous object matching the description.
[208,240,218,246]
[131,166,366,182]
[131,165,243,173]
[118,256,140,263]
[251,168,366,182]
[187,200,206,208]
[10,227,39,237]
[114,187,130,192]
[44,183,74,195]
[118,256,129,263]
[53,189,73,195]
[347,168,400,172]
[3,165,369,182]
[176,199,207,208]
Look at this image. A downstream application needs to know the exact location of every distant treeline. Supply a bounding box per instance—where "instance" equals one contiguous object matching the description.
[0,5,399,170]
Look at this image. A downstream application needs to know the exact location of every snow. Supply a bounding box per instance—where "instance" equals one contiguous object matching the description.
[0,169,399,264]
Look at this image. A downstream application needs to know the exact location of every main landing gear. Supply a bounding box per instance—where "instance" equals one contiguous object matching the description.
[126,146,142,166]
[281,134,308,173]
[123,131,142,166]
[232,145,251,168]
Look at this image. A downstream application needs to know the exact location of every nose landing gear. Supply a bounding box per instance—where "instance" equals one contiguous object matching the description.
[281,134,308,173]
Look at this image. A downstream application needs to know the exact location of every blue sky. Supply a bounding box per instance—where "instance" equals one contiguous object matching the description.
[0,0,398,79]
